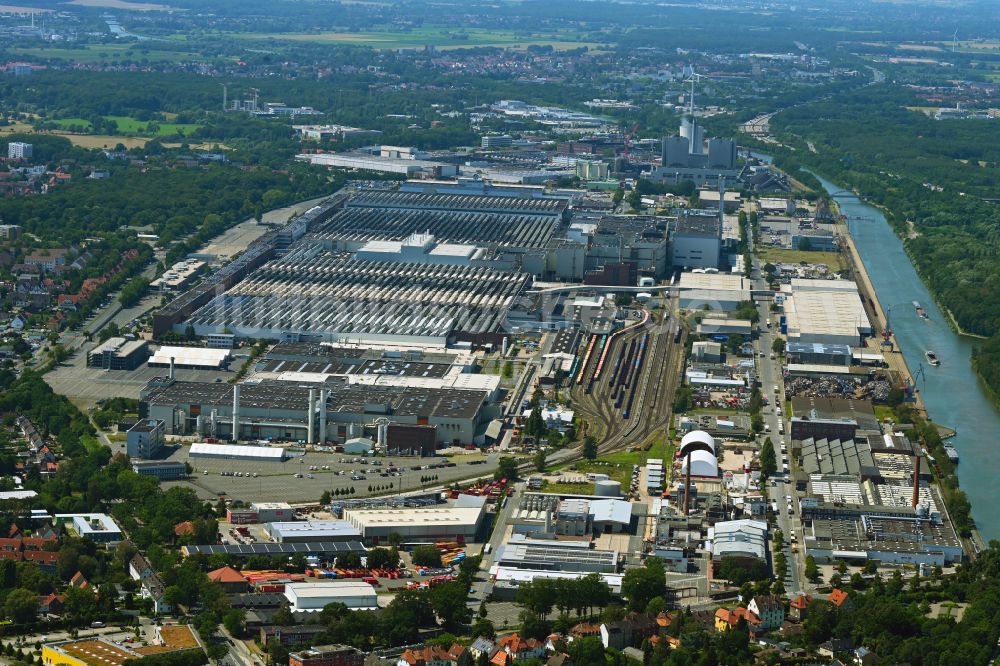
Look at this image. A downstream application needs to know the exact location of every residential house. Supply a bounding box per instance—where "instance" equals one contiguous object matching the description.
[827,589,853,611]
[468,638,496,661]
[24,248,70,272]
[818,638,855,658]
[789,594,812,622]
[569,622,601,641]
[714,607,753,632]
[854,646,879,666]
[128,552,154,582]
[747,595,785,632]
[207,566,250,593]
[396,644,466,666]
[600,614,657,650]
[70,571,90,590]
[497,634,545,662]
[174,521,195,539]
[38,593,65,615]
[260,626,326,647]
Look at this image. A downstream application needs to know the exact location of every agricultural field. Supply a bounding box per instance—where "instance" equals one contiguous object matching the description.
[66,0,176,10]
[235,26,607,51]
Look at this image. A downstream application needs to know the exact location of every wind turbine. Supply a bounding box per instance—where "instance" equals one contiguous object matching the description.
[952,29,958,53]
[684,67,709,117]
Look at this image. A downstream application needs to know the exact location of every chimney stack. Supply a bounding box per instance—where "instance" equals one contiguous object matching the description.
[911,455,921,508]
[169,357,175,381]
[231,385,241,442]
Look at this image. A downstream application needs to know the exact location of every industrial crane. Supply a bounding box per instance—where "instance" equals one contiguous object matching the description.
[622,123,640,159]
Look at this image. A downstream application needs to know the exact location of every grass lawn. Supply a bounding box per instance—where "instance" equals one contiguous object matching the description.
[81,434,108,454]
[873,405,895,422]
[232,26,606,51]
[46,116,202,138]
[539,480,593,495]
[759,248,847,271]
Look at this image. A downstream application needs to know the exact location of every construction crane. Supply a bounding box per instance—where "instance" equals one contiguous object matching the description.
[623,123,640,159]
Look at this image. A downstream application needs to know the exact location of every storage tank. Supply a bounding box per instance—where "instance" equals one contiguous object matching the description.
[594,479,622,497]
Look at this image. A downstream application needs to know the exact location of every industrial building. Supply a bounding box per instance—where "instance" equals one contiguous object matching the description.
[648,115,739,187]
[181,541,365,558]
[288,645,366,666]
[786,342,853,367]
[696,318,753,336]
[130,460,187,480]
[805,515,962,566]
[252,502,296,523]
[671,214,722,270]
[781,279,872,346]
[296,152,458,178]
[126,419,165,459]
[187,442,286,461]
[790,396,880,442]
[677,273,751,311]
[142,377,489,446]
[283,581,378,612]
[181,252,528,346]
[265,521,362,543]
[707,519,767,562]
[341,495,486,544]
[149,259,206,292]
[87,337,149,370]
[495,538,619,573]
[148,346,232,370]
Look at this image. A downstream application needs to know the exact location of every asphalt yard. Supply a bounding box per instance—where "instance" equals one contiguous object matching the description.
[161,447,500,503]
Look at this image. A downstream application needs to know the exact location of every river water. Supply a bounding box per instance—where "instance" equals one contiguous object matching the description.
[814,174,998,542]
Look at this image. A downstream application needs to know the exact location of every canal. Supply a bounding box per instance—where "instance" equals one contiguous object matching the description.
[815,173,999,542]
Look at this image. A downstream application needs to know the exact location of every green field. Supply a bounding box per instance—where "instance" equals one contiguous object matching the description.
[759,247,847,271]
[10,44,210,64]
[233,27,606,51]
[48,115,202,138]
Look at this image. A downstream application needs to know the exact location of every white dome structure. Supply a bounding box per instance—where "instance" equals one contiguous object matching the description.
[681,449,719,478]
[679,430,716,456]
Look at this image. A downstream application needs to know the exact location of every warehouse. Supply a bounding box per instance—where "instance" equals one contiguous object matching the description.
[283,581,378,612]
[188,442,286,461]
[782,279,872,346]
[343,190,568,219]
[252,502,296,523]
[149,346,232,370]
[311,206,558,251]
[677,273,751,311]
[341,496,486,544]
[181,541,365,558]
[87,337,149,370]
[671,215,722,270]
[786,342,852,367]
[265,520,362,543]
[142,378,489,446]
[495,540,618,573]
[182,252,529,346]
[296,153,457,178]
[707,519,767,562]
[131,460,187,480]
[696,318,753,336]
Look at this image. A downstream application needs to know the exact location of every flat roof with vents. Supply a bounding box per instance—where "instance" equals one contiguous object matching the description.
[181,541,365,557]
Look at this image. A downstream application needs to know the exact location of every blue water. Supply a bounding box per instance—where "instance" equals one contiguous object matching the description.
[815,173,998,542]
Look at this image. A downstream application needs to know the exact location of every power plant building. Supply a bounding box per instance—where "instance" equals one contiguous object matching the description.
[141,378,490,446]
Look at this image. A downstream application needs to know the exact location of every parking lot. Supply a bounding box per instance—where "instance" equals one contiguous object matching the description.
[45,343,235,408]
[161,447,500,504]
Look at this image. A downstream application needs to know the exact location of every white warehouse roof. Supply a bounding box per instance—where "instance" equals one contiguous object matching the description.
[589,499,632,525]
[266,520,362,541]
[189,443,285,460]
[681,449,719,478]
[150,346,232,369]
[283,581,377,611]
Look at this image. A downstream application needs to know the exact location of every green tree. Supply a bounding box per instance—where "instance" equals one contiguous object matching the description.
[772,338,786,355]
[805,555,819,583]
[495,457,519,481]
[621,559,665,611]
[582,435,598,460]
[412,545,443,568]
[533,448,547,473]
[4,588,38,624]
[760,437,777,478]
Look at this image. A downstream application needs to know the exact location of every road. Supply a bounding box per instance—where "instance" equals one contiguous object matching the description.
[747,211,803,596]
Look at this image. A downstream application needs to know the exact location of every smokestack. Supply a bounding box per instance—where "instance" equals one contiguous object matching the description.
[231,385,241,442]
[307,389,316,444]
[912,455,921,508]
[169,357,175,381]
[318,389,327,446]
[377,421,388,452]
